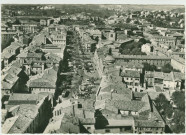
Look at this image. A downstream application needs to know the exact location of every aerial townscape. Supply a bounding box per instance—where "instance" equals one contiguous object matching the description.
[1,4,185,134]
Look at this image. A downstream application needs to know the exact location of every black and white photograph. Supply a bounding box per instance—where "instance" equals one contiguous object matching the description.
[1,1,185,134]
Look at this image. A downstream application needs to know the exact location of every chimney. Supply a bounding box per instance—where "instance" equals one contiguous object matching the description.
[72,105,75,117]
[44,35,46,44]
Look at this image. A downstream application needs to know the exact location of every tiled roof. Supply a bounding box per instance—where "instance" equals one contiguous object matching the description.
[3,44,20,52]
[135,102,165,128]
[145,71,154,78]
[121,70,140,78]
[7,66,22,76]
[2,73,18,83]
[163,73,173,81]
[32,63,42,68]
[8,94,38,103]
[104,55,115,62]
[114,55,170,60]
[1,52,14,59]
[29,78,55,88]
[173,72,185,81]
[133,92,146,98]
[44,115,63,133]
[153,35,176,40]
[135,120,165,128]
[154,86,162,92]
[7,104,38,134]
[106,100,146,112]
[154,72,164,78]
[2,116,19,134]
[1,81,14,90]
[79,118,95,124]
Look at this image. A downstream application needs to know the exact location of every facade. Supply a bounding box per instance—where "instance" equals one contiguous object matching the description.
[121,70,141,92]
[40,19,47,26]
[153,36,177,47]
[171,56,185,73]
[12,24,37,33]
[95,70,166,134]
[2,93,53,134]
[114,55,171,67]
[144,71,185,90]
[29,68,57,95]
[141,43,154,53]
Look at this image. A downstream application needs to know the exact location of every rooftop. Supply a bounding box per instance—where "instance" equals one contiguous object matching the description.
[7,104,38,134]
[114,54,170,60]
[121,70,140,78]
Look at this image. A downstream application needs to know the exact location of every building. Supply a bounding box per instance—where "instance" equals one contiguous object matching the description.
[28,68,57,95]
[171,56,185,73]
[44,113,80,133]
[102,30,116,41]
[1,66,24,96]
[86,29,102,40]
[12,24,37,33]
[144,71,185,91]
[141,43,154,54]
[52,99,95,133]
[130,14,137,19]
[95,71,166,134]
[1,31,23,50]
[116,31,128,41]
[40,19,47,26]
[114,55,171,67]
[121,70,142,92]
[16,52,43,65]
[153,36,177,47]
[2,93,53,134]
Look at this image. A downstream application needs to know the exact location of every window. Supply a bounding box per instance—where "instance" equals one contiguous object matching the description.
[110,34,113,38]
[105,129,110,133]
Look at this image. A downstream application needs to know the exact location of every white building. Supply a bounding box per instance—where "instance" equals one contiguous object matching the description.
[141,43,153,54]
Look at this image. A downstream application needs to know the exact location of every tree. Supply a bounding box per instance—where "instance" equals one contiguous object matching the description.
[171,91,185,111]
[143,63,157,71]
[108,48,112,55]
[126,18,131,23]
[163,103,173,118]
[154,93,168,111]
[13,18,21,25]
[161,63,173,73]
[171,110,185,133]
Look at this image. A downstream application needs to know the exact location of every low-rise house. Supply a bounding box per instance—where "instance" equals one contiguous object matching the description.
[153,36,177,47]
[95,72,165,133]
[1,52,15,67]
[133,30,143,36]
[171,56,185,73]
[53,99,95,133]
[1,66,26,96]
[28,67,57,95]
[44,113,80,133]
[102,30,116,41]
[40,19,47,26]
[141,43,154,54]
[86,29,102,40]
[116,31,128,41]
[17,52,43,65]
[144,71,185,91]
[121,70,141,92]
[144,71,154,88]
